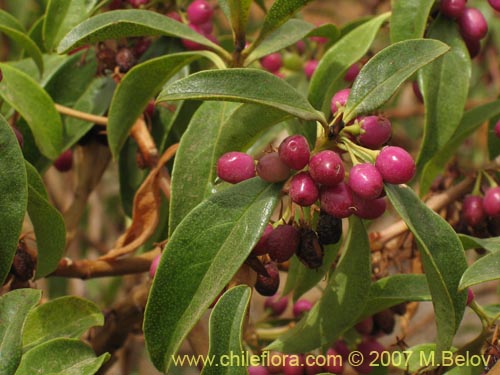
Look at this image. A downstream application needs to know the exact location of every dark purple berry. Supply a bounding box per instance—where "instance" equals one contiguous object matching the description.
[197,19,214,34]
[305,357,323,375]
[464,36,481,58]
[260,53,283,73]
[54,149,73,172]
[187,0,214,25]
[308,150,345,186]
[264,295,288,316]
[252,224,273,256]
[333,341,350,360]
[320,182,354,219]
[297,228,324,269]
[375,146,416,184]
[267,352,285,374]
[268,224,300,263]
[324,348,344,374]
[412,81,424,103]
[373,309,395,334]
[278,135,310,170]
[13,127,23,148]
[458,8,488,41]
[293,299,313,318]
[344,62,361,82]
[494,120,500,138]
[182,24,207,50]
[484,187,500,217]
[440,0,466,18]
[463,195,486,227]
[217,151,255,184]
[330,89,350,115]
[358,115,392,149]
[489,0,500,11]
[283,354,305,375]
[304,60,318,80]
[144,99,155,118]
[289,173,319,207]
[248,365,270,375]
[355,317,374,335]
[257,153,291,183]
[316,211,342,245]
[132,37,151,57]
[115,47,136,72]
[352,194,387,220]
[348,163,384,200]
[467,288,475,305]
[354,339,385,374]
[149,254,161,278]
[255,262,280,296]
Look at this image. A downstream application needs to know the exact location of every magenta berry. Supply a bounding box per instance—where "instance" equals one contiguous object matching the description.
[458,8,488,41]
[255,262,280,296]
[144,99,155,118]
[187,0,213,25]
[260,53,283,73]
[353,339,385,374]
[283,354,305,375]
[463,195,485,227]
[304,60,318,80]
[268,224,300,263]
[467,288,475,305]
[305,357,323,375]
[149,254,161,278]
[166,11,182,22]
[440,0,466,18]
[484,187,500,217]
[320,183,354,219]
[252,224,273,256]
[324,348,344,374]
[494,120,500,138]
[257,153,291,183]
[375,146,416,184]
[334,341,350,360]
[248,365,270,375]
[289,173,319,207]
[330,88,350,115]
[308,150,345,186]
[181,24,206,50]
[197,19,214,34]
[278,135,310,170]
[128,0,148,8]
[217,151,255,184]
[292,299,313,318]
[489,0,500,11]
[264,295,288,316]
[464,37,481,58]
[358,115,392,149]
[348,163,384,200]
[54,149,73,172]
[352,194,387,220]
[344,62,361,82]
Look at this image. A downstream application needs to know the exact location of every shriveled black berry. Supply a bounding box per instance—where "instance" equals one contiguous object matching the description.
[254,262,279,296]
[10,241,35,282]
[316,211,342,245]
[296,228,324,269]
[373,310,395,335]
[115,47,137,73]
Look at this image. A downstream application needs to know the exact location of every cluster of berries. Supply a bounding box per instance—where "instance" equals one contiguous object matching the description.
[439,0,493,58]
[462,184,500,229]
[174,0,218,50]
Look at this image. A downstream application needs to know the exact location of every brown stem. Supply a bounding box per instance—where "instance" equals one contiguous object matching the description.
[130,117,159,168]
[50,248,161,279]
[55,104,108,126]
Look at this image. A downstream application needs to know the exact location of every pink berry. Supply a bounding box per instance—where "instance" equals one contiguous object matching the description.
[54,149,73,172]
[309,35,328,44]
[257,153,291,183]
[375,146,416,184]
[268,224,300,263]
[308,150,345,186]
[333,341,350,360]
[128,0,148,8]
[358,115,392,149]
[458,8,488,41]
[352,194,387,220]
[463,195,485,227]
[279,135,310,170]
[304,60,318,80]
[344,62,361,82]
[483,187,500,217]
[166,11,182,22]
[440,0,466,18]
[252,224,273,256]
[324,348,344,374]
[489,0,500,11]
[348,163,384,200]
[320,182,354,219]
[13,126,23,148]
[412,81,424,103]
[260,53,283,73]
[353,339,385,374]
[356,317,374,335]
[149,254,161,278]
[187,0,214,25]
[267,352,285,374]
[304,356,323,375]
[292,299,313,318]
[330,89,350,115]
[289,173,319,207]
[264,295,288,316]
[296,40,306,55]
[248,365,270,375]
[217,151,255,184]
[283,354,305,375]
[464,36,481,58]
[494,120,500,138]
[144,99,155,118]
[467,288,475,305]
[197,19,214,34]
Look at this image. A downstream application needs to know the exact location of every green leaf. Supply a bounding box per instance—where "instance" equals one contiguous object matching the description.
[390,0,434,43]
[219,0,252,44]
[459,251,500,290]
[169,102,289,234]
[343,39,450,123]
[256,0,313,44]
[394,344,438,373]
[246,19,315,64]
[201,286,251,375]
[488,114,500,159]
[416,17,471,172]
[43,0,98,51]
[57,9,226,57]
[0,289,41,375]
[157,68,326,124]
[22,296,104,350]
[308,13,389,114]
[360,274,431,318]
[459,234,500,253]
[0,116,28,285]
[14,338,109,375]
[0,63,63,159]
[0,10,44,74]
[267,217,371,353]
[108,51,222,158]
[420,100,500,195]
[385,184,467,359]
[144,178,281,372]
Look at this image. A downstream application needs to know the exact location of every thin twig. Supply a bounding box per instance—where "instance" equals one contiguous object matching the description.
[55,104,108,125]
